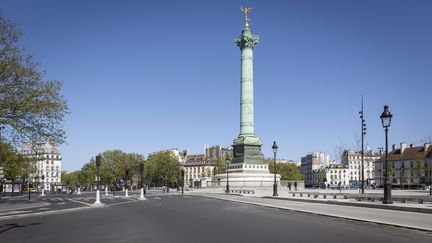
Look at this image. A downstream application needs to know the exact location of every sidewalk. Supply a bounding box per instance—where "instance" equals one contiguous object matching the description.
[189,188,432,232]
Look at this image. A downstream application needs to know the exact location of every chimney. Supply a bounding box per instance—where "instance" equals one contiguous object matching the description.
[392,144,396,150]
[410,144,414,148]
[400,142,406,154]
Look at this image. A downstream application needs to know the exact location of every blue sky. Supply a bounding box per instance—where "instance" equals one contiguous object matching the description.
[1,0,431,171]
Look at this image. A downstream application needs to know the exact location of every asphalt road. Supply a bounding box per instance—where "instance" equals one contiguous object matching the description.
[0,195,430,243]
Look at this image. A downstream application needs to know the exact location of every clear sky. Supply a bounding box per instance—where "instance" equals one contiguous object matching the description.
[1,0,431,171]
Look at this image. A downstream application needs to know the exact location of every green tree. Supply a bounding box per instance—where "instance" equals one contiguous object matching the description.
[62,170,80,187]
[266,159,303,180]
[1,142,34,179]
[98,150,144,188]
[0,14,68,146]
[145,151,180,187]
[387,161,396,183]
[1,141,35,193]
[80,161,96,190]
[213,156,227,175]
[414,154,425,186]
[78,150,145,190]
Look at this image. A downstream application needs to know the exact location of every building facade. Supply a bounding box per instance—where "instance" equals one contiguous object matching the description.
[342,150,380,185]
[375,143,432,189]
[20,142,62,192]
[324,164,350,188]
[205,145,232,160]
[301,152,330,188]
[182,155,215,188]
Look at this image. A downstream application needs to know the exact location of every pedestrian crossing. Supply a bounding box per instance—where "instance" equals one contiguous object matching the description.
[40,196,118,202]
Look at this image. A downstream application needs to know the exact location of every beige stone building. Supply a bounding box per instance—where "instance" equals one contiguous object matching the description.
[374,143,432,189]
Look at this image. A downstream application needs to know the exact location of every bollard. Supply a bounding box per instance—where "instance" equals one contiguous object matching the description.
[333,195,337,199]
[323,195,326,199]
[139,188,146,200]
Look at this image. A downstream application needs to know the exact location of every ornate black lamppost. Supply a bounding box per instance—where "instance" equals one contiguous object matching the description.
[225,153,230,193]
[272,141,278,197]
[380,105,393,204]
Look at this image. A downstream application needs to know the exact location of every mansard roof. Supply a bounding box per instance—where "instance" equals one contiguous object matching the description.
[376,144,432,162]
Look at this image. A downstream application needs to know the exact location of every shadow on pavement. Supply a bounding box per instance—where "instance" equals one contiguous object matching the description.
[0,222,41,234]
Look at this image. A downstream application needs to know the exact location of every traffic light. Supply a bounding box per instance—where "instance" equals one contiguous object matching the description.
[96,155,101,167]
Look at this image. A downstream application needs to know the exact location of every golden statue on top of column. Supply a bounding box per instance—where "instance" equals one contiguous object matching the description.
[241,6,253,29]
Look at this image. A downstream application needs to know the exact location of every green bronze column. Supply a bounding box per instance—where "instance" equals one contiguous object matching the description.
[236,28,259,138]
[231,8,264,165]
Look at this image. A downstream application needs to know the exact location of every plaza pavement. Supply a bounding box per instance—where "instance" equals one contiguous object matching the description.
[189,187,432,232]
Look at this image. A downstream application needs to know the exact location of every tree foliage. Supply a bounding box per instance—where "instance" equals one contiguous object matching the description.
[0,141,35,181]
[266,160,303,180]
[77,150,145,189]
[145,151,180,186]
[0,13,68,146]
[61,170,80,187]
[213,156,228,175]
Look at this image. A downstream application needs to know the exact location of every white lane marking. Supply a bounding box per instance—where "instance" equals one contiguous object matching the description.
[66,198,93,206]
[0,210,31,216]
[154,197,161,200]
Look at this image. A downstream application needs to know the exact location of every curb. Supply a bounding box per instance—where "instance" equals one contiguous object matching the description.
[191,193,432,233]
[261,196,432,214]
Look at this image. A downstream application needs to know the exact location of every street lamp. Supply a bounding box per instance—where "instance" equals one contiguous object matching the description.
[380,105,393,204]
[359,96,367,194]
[225,153,230,193]
[272,141,278,197]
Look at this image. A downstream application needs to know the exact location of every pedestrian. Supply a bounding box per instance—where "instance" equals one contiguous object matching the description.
[294,181,297,191]
[288,182,292,191]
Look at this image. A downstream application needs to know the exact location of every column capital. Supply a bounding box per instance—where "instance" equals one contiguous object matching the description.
[235,30,259,50]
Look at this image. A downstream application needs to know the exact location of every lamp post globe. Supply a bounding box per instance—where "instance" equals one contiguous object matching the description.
[380,105,393,204]
[272,141,278,197]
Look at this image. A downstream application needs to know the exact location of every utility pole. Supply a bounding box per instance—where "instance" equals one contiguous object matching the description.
[359,95,367,194]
